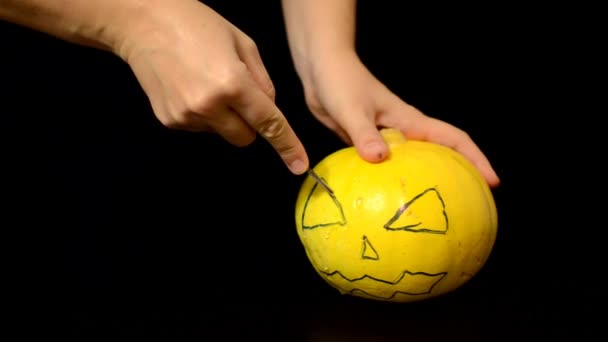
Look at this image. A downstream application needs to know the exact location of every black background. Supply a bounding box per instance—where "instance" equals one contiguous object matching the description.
[2,1,603,340]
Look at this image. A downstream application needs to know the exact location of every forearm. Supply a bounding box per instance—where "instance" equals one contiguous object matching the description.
[281,0,357,77]
[0,0,144,52]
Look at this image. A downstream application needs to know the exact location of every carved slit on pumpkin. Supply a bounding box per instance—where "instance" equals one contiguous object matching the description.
[301,180,346,230]
[384,187,449,234]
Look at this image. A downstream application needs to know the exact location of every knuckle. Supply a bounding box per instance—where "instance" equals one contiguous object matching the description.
[214,63,249,99]
[165,122,180,130]
[279,142,300,157]
[181,111,200,125]
[186,95,216,118]
[162,117,184,130]
[257,114,287,141]
[171,112,194,128]
[181,65,250,115]
[454,126,471,140]
[243,37,259,54]
[158,115,176,128]
[304,89,322,113]
[264,81,276,100]
[168,100,190,119]
[180,87,219,116]
[155,106,187,129]
[163,102,201,128]
[275,138,302,160]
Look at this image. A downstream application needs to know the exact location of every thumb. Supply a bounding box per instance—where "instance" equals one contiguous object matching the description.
[340,114,389,163]
[234,34,276,101]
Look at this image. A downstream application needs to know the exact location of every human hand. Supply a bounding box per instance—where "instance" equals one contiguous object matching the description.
[113,0,308,174]
[298,51,500,187]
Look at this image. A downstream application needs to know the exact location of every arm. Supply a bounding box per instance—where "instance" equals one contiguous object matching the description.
[0,0,310,175]
[281,0,500,186]
[0,0,141,52]
[281,0,357,85]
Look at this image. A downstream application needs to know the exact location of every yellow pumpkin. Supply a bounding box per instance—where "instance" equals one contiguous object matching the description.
[295,128,498,303]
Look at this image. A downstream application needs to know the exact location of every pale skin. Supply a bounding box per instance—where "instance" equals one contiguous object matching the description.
[0,0,500,187]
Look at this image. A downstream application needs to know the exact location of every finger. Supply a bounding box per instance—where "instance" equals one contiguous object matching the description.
[158,107,214,133]
[309,108,353,145]
[333,108,389,163]
[231,84,309,175]
[403,116,500,187]
[197,107,257,147]
[234,34,276,101]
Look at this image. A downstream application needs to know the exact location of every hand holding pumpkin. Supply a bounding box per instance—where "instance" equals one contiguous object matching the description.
[298,51,500,188]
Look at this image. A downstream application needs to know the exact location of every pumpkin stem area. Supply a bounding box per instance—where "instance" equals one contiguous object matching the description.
[380,128,407,145]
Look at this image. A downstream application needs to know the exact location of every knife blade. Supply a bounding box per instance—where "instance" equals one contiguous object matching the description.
[307,168,334,196]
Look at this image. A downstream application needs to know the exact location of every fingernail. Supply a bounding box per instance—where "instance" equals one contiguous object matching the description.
[366,142,387,160]
[290,159,307,175]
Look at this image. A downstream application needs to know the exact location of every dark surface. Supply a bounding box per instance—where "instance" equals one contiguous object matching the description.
[2,1,603,341]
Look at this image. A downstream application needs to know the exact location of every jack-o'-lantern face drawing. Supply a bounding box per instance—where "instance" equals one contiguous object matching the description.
[294,129,498,303]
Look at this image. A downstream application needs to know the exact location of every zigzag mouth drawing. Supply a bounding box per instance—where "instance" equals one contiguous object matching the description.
[320,269,447,299]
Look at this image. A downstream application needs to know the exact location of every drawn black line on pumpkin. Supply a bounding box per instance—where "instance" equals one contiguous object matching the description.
[300,178,450,298]
[295,129,498,303]
[361,235,379,260]
[301,183,448,235]
[320,269,448,299]
[300,179,347,230]
[384,187,448,234]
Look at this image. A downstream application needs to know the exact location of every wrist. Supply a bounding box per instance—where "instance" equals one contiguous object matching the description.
[293,47,359,88]
[95,0,151,57]
[62,0,155,58]
[55,0,148,53]
[110,0,190,63]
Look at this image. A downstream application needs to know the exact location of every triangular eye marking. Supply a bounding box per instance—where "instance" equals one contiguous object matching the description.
[361,236,379,260]
[384,187,448,234]
[301,178,346,230]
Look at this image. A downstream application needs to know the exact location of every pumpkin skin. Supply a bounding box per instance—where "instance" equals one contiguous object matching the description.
[295,128,498,303]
